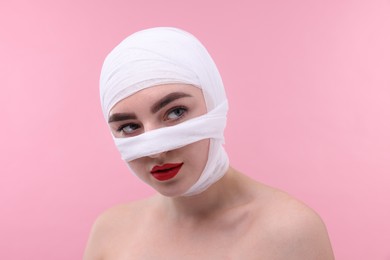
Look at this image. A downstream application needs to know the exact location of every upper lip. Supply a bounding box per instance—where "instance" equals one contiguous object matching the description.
[151,163,183,173]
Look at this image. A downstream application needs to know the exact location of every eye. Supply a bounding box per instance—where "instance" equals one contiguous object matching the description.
[117,123,140,135]
[165,107,187,120]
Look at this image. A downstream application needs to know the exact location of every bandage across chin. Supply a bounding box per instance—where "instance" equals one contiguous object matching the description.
[100,27,229,196]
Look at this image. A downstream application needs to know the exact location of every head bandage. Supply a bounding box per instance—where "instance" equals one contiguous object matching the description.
[100,27,229,196]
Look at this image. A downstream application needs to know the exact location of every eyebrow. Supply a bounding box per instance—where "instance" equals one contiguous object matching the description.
[108,112,137,123]
[151,92,192,113]
[108,92,192,123]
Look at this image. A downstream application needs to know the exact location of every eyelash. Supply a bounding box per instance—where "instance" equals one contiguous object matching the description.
[164,106,188,121]
[117,123,140,135]
[116,106,188,136]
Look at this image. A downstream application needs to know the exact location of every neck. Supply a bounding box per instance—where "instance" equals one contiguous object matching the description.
[156,167,252,223]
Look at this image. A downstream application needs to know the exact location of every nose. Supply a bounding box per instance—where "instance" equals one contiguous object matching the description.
[148,152,166,159]
[143,123,166,159]
[143,122,160,133]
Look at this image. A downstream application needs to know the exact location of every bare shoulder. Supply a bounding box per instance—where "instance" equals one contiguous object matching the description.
[83,198,153,260]
[251,184,334,259]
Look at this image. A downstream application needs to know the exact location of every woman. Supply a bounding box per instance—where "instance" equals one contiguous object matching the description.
[84,27,334,259]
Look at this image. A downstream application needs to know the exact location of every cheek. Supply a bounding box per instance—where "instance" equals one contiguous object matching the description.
[185,139,210,169]
[127,158,148,177]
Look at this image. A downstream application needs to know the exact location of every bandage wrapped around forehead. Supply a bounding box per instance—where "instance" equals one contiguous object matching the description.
[100,27,229,196]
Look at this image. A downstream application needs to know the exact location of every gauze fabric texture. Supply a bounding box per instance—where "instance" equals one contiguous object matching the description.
[100,27,229,196]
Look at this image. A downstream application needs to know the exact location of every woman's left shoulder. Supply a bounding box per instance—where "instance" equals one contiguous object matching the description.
[251,184,335,259]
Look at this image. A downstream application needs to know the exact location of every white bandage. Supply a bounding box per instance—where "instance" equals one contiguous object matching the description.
[100,27,229,196]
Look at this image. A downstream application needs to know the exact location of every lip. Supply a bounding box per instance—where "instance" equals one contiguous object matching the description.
[150,163,184,181]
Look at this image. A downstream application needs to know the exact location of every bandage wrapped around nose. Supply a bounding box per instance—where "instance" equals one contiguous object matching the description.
[100,27,229,196]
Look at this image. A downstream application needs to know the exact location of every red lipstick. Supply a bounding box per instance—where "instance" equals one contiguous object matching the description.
[150,163,183,181]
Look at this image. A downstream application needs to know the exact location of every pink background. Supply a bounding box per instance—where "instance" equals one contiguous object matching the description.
[1,0,389,259]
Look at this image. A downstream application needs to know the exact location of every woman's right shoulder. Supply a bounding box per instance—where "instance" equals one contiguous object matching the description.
[93,196,156,233]
[83,198,153,260]
[96,200,146,226]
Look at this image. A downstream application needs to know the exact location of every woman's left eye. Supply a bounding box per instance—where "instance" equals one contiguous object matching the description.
[166,107,187,120]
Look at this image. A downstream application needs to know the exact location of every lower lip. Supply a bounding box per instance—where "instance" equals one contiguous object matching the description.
[150,164,183,181]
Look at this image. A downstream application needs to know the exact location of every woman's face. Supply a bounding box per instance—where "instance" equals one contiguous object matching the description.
[108,84,209,197]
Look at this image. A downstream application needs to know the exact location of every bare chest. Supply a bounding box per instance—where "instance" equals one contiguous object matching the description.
[104,213,268,259]
[107,231,261,260]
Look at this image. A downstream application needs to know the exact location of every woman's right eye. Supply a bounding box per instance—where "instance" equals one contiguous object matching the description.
[117,123,140,135]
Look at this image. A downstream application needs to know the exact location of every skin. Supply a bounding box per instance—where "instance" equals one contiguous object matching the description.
[84,84,334,259]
